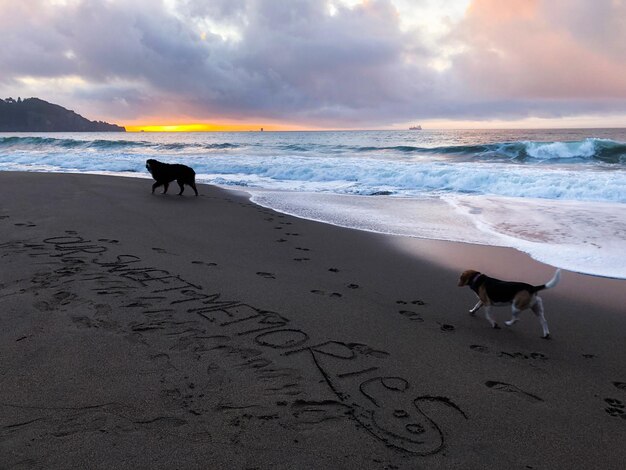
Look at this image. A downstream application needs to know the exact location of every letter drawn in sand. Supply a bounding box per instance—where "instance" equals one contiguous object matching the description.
[355,377,468,455]
[284,341,386,400]
[44,236,108,257]
[254,329,309,349]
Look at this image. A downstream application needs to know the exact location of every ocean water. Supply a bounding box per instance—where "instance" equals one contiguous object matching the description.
[1,129,625,278]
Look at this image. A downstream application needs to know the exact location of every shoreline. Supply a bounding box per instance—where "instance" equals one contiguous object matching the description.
[1,171,625,469]
[247,188,626,280]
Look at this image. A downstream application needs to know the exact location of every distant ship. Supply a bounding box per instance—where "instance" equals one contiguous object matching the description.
[409,125,422,130]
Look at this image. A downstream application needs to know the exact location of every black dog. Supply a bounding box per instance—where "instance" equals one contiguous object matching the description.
[146,159,198,196]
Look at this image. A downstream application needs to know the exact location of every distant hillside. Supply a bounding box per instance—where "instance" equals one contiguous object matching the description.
[0,97,125,132]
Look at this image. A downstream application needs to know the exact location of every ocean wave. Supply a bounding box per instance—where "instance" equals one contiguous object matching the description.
[1,135,624,163]
[157,142,240,150]
[274,138,625,163]
[0,136,240,152]
[193,156,626,202]
[350,138,625,163]
[493,138,625,163]
[0,136,84,148]
[0,136,151,150]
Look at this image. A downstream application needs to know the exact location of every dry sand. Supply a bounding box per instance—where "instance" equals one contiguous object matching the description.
[1,172,625,469]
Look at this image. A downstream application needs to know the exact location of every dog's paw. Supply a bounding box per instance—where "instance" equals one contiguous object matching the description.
[493,323,500,329]
[542,333,551,340]
[505,319,518,327]
[468,310,476,316]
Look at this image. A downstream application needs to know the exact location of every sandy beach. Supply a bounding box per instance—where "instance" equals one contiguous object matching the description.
[1,171,625,469]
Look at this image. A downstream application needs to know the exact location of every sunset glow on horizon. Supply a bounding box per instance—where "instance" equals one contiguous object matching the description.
[124,123,300,132]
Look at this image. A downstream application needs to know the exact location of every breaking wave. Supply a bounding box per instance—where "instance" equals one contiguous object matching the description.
[0,136,241,152]
[352,138,626,163]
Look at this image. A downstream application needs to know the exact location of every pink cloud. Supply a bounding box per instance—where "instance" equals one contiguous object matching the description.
[453,0,626,100]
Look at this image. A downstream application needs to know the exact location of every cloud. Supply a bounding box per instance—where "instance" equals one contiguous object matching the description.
[451,0,626,100]
[1,0,625,126]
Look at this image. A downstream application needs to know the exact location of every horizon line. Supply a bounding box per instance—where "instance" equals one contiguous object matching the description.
[123,125,626,132]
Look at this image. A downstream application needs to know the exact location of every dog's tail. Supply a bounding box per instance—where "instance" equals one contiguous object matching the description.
[535,269,561,292]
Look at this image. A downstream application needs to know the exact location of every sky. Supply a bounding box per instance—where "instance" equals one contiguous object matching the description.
[1,0,625,130]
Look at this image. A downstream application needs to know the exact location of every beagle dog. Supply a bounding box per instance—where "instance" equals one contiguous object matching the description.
[458,269,561,338]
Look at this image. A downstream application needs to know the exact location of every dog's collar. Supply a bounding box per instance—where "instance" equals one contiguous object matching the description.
[469,272,484,289]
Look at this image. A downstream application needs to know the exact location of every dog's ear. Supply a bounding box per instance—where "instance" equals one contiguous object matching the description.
[458,270,477,287]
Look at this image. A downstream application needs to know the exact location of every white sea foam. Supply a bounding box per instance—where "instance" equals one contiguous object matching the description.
[191,156,626,202]
[524,139,597,160]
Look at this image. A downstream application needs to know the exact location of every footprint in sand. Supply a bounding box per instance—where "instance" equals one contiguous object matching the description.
[71,316,95,328]
[485,381,543,403]
[396,299,427,306]
[613,382,626,391]
[328,268,339,273]
[440,324,455,332]
[152,247,168,254]
[192,260,218,267]
[311,289,342,298]
[470,344,490,353]
[347,283,359,289]
[257,272,276,279]
[497,351,542,362]
[604,398,626,418]
[275,238,288,243]
[54,291,77,305]
[295,247,310,252]
[399,310,424,322]
[293,258,310,262]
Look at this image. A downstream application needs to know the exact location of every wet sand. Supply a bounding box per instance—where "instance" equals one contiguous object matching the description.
[1,172,625,469]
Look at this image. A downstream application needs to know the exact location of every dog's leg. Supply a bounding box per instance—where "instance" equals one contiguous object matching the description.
[191,182,198,196]
[505,306,521,327]
[177,180,185,195]
[484,306,499,329]
[531,297,550,339]
[469,300,483,316]
[151,181,161,194]
[163,182,169,194]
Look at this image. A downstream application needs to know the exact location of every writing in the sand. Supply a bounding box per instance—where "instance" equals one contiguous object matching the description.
[11,234,468,455]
